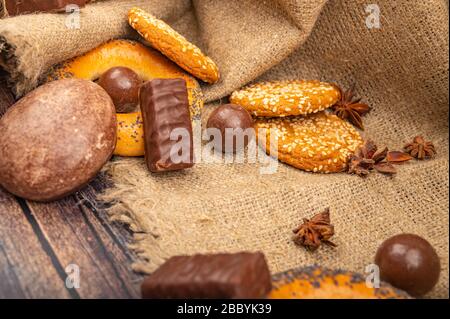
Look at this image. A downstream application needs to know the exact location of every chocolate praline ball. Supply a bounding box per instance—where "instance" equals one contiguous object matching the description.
[98,67,141,113]
[206,104,254,153]
[375,234,440,297]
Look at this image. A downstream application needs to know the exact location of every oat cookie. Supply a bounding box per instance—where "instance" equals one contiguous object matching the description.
[128,7,220,84]
[230,80,341,117]
[255,113,363,173]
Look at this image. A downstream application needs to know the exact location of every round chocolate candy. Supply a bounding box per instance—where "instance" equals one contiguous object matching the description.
[98,66,141,113]
[206,104,254,153]
[375,234,440,297]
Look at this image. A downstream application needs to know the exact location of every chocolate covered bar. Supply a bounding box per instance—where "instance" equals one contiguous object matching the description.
[140,78,194,172]
[1,0,90,17]
[141,252,272,299]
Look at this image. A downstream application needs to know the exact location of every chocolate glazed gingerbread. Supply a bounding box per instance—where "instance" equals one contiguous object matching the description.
[140,78,194,172]
[2,0,90,16]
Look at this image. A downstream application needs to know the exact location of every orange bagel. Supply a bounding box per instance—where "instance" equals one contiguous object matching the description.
[46,39,203,157]
[115,112,145,157]
[270,266,411,299]
[46,39,203,120]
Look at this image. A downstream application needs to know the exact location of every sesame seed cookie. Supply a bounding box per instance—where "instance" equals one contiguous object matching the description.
[128,7,220,84]
[255,113,363,173]
[230,80,341,117]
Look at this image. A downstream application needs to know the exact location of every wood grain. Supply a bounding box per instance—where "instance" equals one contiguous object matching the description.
[0,180,73,298]
[25,179,142,298]
[78,172,138,260]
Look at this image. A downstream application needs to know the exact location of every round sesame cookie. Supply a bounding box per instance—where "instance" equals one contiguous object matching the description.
[230,80,341,117]
[128,7,220,84]
[255,113,363,173]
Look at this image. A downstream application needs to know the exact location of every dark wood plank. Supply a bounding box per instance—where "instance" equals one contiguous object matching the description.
[0,244,26,299]
[78,174,140,262]
[77,175,144,293]
[76,188,144,295]
[25,181,142,299]
[0,189,72,298]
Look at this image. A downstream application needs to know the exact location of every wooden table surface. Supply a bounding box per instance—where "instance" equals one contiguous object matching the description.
[0,77,144,299]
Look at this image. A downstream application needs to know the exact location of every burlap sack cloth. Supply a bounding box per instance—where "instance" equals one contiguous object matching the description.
[0,0,448,298]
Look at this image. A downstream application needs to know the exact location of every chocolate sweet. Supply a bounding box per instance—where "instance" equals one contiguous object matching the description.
[98,67,141,113]
[141,252,272,299]
[140,78,194,172]
[206,103,254,153]
[2,0,90,17]
[375,233,440,297]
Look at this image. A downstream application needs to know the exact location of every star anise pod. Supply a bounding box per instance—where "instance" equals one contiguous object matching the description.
[404,136,436,160]
[386,151,413,163]
[348,140,404,176]
[331,84,370,130]
[292,208,336,251]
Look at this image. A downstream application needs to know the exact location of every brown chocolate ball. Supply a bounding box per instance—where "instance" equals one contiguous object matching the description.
[98,67,140,113]
[375,234,440,297]
[206,104,254,153]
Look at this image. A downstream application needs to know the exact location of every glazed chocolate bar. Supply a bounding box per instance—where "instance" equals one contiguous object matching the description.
[141,252,272,299]
[140,78,194,172]
[1,0,90,17]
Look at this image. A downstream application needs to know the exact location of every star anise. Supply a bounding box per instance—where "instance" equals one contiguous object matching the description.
[386,151,413,163]
[348,140,412,176]
[404,136,436,160]
[292,208,336,251]
[331,84,370,130]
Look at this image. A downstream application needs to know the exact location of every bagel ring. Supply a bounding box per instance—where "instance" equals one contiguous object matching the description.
[270,266,411,299]
[45,39,203,157]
